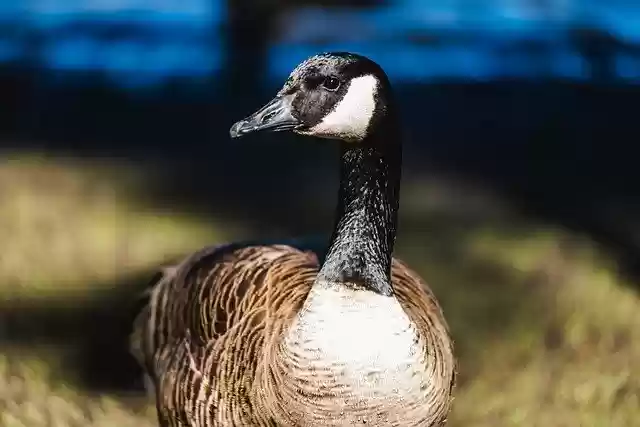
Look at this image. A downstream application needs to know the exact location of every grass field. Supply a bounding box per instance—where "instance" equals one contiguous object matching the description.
[0,154,638,426]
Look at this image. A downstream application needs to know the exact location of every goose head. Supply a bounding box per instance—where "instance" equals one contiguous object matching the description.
[229,52,393,143]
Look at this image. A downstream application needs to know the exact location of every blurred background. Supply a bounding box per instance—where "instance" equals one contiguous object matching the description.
[1,1,639,426]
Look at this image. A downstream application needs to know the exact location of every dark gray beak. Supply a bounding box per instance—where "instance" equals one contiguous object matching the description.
[229,94,300,138]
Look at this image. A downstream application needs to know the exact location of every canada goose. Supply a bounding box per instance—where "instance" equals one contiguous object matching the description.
[130,52,456,426]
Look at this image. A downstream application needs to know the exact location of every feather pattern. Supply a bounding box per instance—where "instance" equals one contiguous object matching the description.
[131,243,455,426]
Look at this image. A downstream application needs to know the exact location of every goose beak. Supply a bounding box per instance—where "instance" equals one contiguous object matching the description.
[229,94,300,138]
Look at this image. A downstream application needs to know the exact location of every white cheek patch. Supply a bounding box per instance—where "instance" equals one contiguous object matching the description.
[309,74,378,142]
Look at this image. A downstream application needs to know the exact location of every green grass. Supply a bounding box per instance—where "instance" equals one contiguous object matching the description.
[0,153,638,426]
[414,228,640,426]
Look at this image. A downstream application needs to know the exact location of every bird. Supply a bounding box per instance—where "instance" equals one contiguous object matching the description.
[130,52,456,427]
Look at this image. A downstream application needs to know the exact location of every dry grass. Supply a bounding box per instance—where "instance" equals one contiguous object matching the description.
[0,153,638,426]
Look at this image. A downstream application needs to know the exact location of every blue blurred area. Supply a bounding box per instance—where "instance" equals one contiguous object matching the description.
[0,0,639,87]
[0,0,225,88]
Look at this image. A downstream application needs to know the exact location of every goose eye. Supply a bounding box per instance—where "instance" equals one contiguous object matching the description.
[321,76,340,91]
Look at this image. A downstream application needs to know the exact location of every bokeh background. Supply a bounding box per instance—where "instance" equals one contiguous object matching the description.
[1,1,639,426]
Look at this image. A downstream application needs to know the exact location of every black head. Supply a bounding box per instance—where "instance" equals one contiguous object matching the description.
[229,52,394,143]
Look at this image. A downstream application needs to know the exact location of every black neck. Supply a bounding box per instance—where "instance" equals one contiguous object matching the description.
[317,116,402,296]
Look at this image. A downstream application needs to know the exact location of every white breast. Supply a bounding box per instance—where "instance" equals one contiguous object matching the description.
[285,282,425,393]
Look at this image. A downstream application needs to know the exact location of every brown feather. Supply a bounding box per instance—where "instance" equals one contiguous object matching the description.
[130,243,456,426]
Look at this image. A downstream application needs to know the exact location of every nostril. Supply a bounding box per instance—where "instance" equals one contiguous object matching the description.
[261,110,276,124]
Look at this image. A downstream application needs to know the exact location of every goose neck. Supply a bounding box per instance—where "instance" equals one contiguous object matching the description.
[317,122,402,296]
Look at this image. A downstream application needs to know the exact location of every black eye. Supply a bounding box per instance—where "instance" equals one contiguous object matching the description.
[321,76,340,91]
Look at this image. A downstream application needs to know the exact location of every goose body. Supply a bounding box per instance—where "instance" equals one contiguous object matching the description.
[131,52,456,426]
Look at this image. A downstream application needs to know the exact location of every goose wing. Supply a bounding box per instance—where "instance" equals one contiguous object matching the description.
[130,240,320,424]
[391,257,457,424]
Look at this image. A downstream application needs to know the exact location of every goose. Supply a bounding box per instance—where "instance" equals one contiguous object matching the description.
[130,52,456,427]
